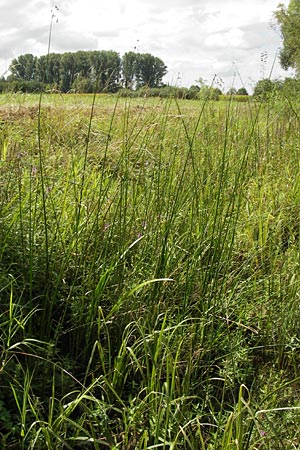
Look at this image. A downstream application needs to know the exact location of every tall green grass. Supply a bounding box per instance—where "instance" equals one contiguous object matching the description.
[1,93,300,448]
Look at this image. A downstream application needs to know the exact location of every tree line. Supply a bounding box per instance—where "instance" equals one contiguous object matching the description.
[4,50,167,93]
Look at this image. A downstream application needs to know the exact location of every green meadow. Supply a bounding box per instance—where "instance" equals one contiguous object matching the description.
[1,92,300,449]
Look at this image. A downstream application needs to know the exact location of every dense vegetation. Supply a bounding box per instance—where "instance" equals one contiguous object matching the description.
[0,90,300,449]
[1,1,300,446]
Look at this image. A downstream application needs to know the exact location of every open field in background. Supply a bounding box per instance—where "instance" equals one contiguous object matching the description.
[1,92,300,449]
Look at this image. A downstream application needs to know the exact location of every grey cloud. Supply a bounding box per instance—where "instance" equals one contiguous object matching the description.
[50,29,99,51]
[93,30,120,39]
[148,0,202,8]
[242,22,280,49]
[0,0,53,61]
[0,0,48,28]
[0,23,49,59]
[189,7,220,24]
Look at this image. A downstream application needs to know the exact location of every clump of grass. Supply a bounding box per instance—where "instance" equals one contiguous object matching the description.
[1,92,300,448]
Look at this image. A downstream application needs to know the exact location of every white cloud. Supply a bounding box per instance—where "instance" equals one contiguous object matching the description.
[204,28,245,49]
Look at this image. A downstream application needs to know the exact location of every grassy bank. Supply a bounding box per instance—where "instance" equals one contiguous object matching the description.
[1,93,300,449]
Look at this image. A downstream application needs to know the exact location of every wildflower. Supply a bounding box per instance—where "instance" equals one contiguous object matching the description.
[103,223,110,231]
[31,166,37,176]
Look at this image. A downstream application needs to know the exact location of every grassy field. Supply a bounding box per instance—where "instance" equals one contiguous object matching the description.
[1,92,300,449]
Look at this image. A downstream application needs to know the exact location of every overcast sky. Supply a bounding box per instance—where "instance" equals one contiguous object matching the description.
[0,0,294,91]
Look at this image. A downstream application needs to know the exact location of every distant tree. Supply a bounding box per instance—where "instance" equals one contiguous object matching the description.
[211,87,222,100]
[122,51,138,89]
[101,50,122,92]
[197,85,222,101]
[74,51,90,79]
[236,87,249,95]
[189,84,200,91]
[253,78,276,99]
[88,50,121,92]
[195,77,207,88]
[71,75,93,93]
[60,52,76,92]
[35,55,47,83]
[227,87,237,95]
[135,53,167,88]
[7,50,166,93]
[88,51,102,82]
[35,54,62,86]
[274,0,300,75]
[187,84,200,99]
[46,53,61,86]
[9,54,37,81]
